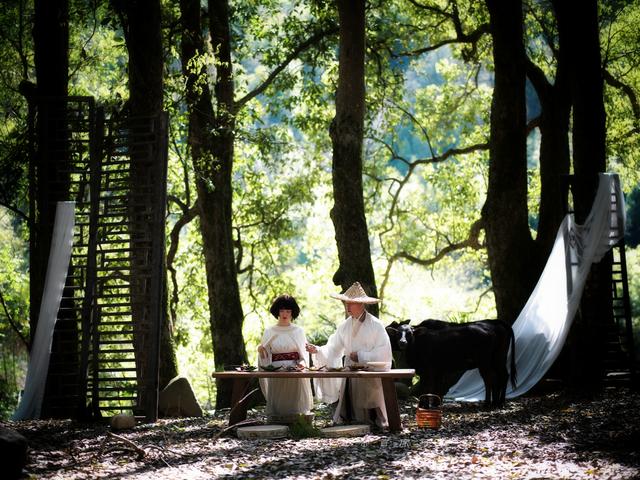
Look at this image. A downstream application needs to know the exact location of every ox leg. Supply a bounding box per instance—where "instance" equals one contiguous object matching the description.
[478,368,493,408]
[496,366,508,406]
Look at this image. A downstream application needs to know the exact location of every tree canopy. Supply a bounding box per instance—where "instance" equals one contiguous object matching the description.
[0,0,638,411]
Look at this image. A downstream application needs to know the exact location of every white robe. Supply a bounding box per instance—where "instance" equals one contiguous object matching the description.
[258,324,313,416]
[313,312,393,427]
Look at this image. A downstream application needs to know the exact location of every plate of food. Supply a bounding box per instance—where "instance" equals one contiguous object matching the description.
[348,364,367,371]
[284,365,304,372]
[225,364,257,372]
[366,361,391,372]
[306,365,327,371]
[260,364,282,371]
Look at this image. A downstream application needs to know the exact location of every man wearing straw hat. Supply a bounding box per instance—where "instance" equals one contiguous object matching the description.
[306,282,393,428]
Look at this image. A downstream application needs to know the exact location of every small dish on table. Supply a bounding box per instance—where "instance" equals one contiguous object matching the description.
[366,361,391,372]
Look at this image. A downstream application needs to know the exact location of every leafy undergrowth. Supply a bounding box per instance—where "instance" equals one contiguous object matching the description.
[4,386,640,479]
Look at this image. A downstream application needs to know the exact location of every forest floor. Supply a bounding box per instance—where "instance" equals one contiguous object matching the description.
[5,385,640,479]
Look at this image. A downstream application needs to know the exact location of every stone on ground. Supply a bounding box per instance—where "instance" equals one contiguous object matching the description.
[110,413,136,431]
[0,426,28,479]
[158,375,203,417]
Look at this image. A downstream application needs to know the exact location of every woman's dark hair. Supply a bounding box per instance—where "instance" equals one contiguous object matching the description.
[269,294,300,319]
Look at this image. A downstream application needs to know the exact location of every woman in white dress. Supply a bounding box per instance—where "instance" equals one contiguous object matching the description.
[258,295,313,417]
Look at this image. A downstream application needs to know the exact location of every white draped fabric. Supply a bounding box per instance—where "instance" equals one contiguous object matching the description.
[313,312,393,427]
[13,201,75,420]
[447,173,626,401]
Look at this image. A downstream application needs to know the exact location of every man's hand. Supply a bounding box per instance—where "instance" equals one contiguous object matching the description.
[305,343,318,354]
[258,345,268,359]
[349,352,359,363]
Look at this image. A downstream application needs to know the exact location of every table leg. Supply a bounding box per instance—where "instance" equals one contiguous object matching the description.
[228,378,250,426]
[381,378,402,432]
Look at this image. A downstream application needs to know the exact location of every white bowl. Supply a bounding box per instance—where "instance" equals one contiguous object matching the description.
[366,361,391,371]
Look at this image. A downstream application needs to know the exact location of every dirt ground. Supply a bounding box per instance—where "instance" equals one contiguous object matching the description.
[5,386,640,479]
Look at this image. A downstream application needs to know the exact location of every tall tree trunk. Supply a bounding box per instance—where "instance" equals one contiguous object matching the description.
[115,0,177,402]
[180,0,247,408]
[482,0,536,324]
[526,50,571,265]
[33,0,71,418]
[329,0,378,315]
[123,0,164,116]
[558,0,606,218]
[128,0,177,391]
[31,0,69,338]
[554,0,609,389]
[206,0,247,407]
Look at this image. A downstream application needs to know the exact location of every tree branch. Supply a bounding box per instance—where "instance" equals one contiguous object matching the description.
[394,0,489,59]
[604,68,640,134]
[166,199,199,327]
[390,217,484,267]
[526,115,541,135]
[0,288,30,350]
[410,142,490,168]
[167,194,189,215]
[0,201,29,223]
[234,26,338,111]
[525,57,552,102]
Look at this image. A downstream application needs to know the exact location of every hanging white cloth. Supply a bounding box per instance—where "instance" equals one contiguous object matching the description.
[13,201,75,420]
[447,173,626,401]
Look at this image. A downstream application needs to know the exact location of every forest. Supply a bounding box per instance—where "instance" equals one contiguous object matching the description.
[0,0,639,478]
[1,0,640,412]
[0,0,639,467]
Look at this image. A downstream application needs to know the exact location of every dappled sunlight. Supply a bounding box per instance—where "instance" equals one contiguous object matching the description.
[10,388,639,479]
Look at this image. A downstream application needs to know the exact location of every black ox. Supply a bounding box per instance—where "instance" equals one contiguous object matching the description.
[386,319,517,408]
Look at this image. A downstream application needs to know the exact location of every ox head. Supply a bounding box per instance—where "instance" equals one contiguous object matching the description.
[385,319,414,351]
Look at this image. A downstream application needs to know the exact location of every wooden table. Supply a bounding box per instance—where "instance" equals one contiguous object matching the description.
[211,369,415,432]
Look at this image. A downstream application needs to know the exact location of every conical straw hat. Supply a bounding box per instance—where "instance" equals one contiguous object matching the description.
[329,282,380,304]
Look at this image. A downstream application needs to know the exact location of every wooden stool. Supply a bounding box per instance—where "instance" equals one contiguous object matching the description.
[320,424,370,437]
[236,425,289,439]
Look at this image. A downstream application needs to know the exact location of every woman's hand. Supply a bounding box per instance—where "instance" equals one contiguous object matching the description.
[305,343,318,354]
[258,345,268,359]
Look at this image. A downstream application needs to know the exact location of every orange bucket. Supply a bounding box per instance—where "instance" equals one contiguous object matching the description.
[416,394,442,429]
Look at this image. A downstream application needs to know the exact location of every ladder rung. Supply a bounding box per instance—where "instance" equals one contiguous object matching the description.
[98,358,136,363]
[98,302,141,308]
[58,306,82,312]
[100,321,133,327]
[96,398,138,404]
[98,247,147,254]
[96,220,132,227]
[100,195,129,201]
[98,367,137,373]
[95,386,137,391]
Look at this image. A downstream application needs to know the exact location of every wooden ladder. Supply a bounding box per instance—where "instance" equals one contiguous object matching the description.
[36,97,167,420]
[604,240,636,384]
